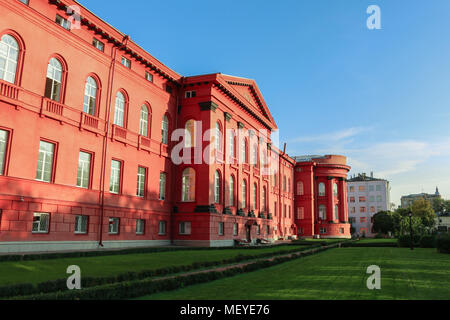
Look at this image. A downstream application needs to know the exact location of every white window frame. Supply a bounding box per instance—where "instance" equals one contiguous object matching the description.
[76,151,91,189]
[161,115,169,144]
[109,160,121,194]
[0,129,9,175]
[92,38,104,52]
[158,221,166,235]
[83,77,97,115]
[45,58,63,102]
[32,212,50,234]
[233,223,238,236]
[218,222,224,236]
[0,34,19,84]
[179,221,192,235]
[74,215,88,234]
[109,217,120,234]
[121,56,131,68]
[136,219,145,235]
[139,105,149,137]
[159,172,167,200]
[145,71,153,82]
[214,171,221,204]
[55,14,71,30]
[136,166,146,198]
[114,92,125,127]
[36,140,55,183]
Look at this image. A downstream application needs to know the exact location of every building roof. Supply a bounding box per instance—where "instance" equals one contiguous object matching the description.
[401,193,440,199]
[347,175,387,182]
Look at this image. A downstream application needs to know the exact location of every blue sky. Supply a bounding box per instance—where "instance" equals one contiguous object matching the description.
[78,0,450,205]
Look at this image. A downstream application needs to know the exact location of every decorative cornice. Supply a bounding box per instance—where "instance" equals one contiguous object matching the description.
[224,112,232,122]
[199,101,218,112]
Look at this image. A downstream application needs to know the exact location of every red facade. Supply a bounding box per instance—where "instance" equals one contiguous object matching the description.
[0,0,348,253]
[294,155,351,239]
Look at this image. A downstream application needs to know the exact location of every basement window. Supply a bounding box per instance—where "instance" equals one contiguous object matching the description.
[109,217,120,234]
[32,213,50,234]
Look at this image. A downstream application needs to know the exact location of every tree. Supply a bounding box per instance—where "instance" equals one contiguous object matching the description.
[372,211,394,234]
[411,198,436,228]
[432,198,445,214]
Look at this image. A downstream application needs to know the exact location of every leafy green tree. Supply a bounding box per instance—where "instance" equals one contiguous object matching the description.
[411,198,436,228]
[432,198,446,214]
[372,211,394,234]
[399,216,424,236]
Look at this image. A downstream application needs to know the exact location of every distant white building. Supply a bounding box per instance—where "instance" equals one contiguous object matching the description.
[347,172,391,237]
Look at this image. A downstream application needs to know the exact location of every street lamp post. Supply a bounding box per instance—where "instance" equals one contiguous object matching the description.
[408,211,413,251]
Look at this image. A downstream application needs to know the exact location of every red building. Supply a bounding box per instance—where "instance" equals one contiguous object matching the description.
[294,155,351,239]
[0,0,348,253]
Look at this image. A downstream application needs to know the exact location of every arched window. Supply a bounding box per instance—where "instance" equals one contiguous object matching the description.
[252,144,258,166]
[333,183,338,197]
[297,181,304,195]
[0,34,19,84]
[44,57,63,102]
[319,205,327,220]
[214,170,221,204]
[161,115,169,144]
[229,130,235,158]
[241,138,247,164]
[185,119,195,148]
[229,175,235,206]
[83,77,97,115]
[215,122,222,151]
[139,105,149,137]
[253,183,258,210]
[113,91,125,127]
[334,205,339,220]
[182,168,195,202]
[262,187,267,212]
[319,182,326,196]
[242,179,247,208]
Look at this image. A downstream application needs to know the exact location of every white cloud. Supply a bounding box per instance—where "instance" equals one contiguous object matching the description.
[287,126,372,143]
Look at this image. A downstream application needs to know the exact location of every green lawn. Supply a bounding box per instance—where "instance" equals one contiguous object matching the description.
[137,248,450,300]
[0,245,306,286]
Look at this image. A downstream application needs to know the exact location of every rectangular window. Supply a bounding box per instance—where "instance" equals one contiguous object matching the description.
[256,225,260,235]
[360,207,366,213]
[74,215,88,234]
[377,195,382,202]
[121,56,131,68]
[369,196,375,202]
[369,185,374,192]
[349,217,356,223]
[359,196,366,202]
[158,221,166,235]
[320,227,327,234]
[218,222,224,236]
[266,225,270,235]
[351,207,356,213]
[92,38,104,52]
[179,222,191,235]
[55,14,71,30]
[159,173,167,200]
[0,129,9,175]
[145,71,153,82]
[233,223,238,236]
[136,219,145,235]
[376,185,382,191]
[349,197,355,203]
[185,91,196,98]
[370,206,376,213]
[109,217,119,234]
[32,213,50,233]
[76,151,92,189]
[360,217,367,223]
[136,166,146,198]
[297,207,304,220]
[36,140,55,183]
[109,160,121,194]
[349,186,355,192]
[358,186,365,192]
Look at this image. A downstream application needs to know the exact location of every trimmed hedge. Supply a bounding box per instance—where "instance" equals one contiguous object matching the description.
[397,235,421,248]
[436,235,450,254]
[0,242,310,263]
[341,242,397,248]
[14,245,335,300]
[0,245,321,299]
[419,235,436,248]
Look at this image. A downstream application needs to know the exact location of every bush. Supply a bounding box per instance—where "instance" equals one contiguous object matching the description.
[419,235,436,248]
[375,233,384,239]
[397,234,420,247]
[436,235,450,254]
